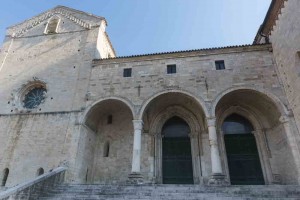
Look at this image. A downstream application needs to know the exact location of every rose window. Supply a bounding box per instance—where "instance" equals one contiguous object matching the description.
[23,87,47,109]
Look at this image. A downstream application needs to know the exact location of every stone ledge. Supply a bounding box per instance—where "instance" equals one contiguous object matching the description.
[0,167,67,200]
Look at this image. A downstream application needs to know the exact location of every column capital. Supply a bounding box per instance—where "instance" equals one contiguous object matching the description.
[251,130,260,136]
[209,139,218,146]
[207,117,216,127]
[132,120,143,130]
[279,115,290,124]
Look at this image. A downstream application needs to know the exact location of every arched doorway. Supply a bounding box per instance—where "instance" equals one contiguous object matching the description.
[140,92,207,184]
[162,117,193,184]
[222,114,264,185]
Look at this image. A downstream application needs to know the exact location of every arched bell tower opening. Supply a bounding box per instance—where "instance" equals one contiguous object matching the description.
[162,116,193,184]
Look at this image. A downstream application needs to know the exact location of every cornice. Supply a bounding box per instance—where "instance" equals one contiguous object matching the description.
[7,6,104,37]
[92,44,272,65]
[253,0,287,44]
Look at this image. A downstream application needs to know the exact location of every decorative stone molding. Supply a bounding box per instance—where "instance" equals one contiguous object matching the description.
[9,7,97,37]
[272,174,282,184]
[252,129,272,158]
[127,172,144,185]
[208,173,229,186]
[149,105,203,184]
[10,78,47,112]
[133,120,143,131]
[210,86,289,118]
[207,117,216,127]
[279,115,289,124]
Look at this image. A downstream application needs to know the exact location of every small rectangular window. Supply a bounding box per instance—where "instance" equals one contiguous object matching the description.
[107,115,112,124]
[215,60,225,70]
[167,64,176,74]
[123,68,132,77]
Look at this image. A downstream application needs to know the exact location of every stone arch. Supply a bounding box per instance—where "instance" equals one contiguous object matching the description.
[82,97,135,130]
[211,86,289,118]
[76,97,134,184]
[150,105,201,135]
[138,90,209,120]
[213,87,300,184]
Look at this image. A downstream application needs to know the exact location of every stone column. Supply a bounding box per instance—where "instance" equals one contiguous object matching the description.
[189,132,201,184]
[279,116,300,184]
[128,120,144,184]
[207,117,228,186]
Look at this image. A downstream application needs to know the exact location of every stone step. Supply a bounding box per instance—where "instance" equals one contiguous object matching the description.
[38,184,300,200]
[42,190,299,198]
[38,197,300,200]
[46,188,300,196]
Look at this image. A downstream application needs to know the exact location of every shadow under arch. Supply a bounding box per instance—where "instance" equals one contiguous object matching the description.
[213,87,300,185]
[76,97,135,184]
[138,90,209,120]
[150,105,201,135]
[211,87,289,118]
[82,97,135,131]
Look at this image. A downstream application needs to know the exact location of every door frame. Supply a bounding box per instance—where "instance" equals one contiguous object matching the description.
[150,106,203,184]
[217,106,274,185]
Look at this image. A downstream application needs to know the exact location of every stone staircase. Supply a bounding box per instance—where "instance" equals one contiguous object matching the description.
[38,184,300,200]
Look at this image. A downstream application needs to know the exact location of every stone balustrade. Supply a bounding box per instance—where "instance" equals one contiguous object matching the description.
[0,167,67,200]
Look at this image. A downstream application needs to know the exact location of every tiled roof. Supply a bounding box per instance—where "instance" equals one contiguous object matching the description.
[98,44,271,61]
[253,0,287,44]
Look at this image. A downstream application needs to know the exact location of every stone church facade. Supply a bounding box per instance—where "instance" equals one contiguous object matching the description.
[0,0,300,188]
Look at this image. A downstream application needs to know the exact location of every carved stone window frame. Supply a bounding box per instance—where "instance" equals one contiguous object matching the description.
[15,79,47,111]
[44,15,61,34]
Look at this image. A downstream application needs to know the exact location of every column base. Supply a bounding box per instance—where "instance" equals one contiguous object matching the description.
[127,172,144,185]
[208,173,229,186]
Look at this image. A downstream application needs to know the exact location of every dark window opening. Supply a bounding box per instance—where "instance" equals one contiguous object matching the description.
[104,141,110,157]
[215,60,225,70]
[123,68,132,77]
[37,168,44,176]
[85,168,89,182]
[46,18,59,34]
[167,64,176,74]
[107,115,113,124]
[23,87,47,109]
[2,168,9,186]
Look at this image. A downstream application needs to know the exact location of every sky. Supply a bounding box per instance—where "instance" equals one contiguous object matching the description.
[0,0,271,56]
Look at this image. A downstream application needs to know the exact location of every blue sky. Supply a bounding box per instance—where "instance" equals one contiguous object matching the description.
[0,0,271,56]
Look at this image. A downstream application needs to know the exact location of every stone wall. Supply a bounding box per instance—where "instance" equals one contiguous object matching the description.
[86,45,299,184]
[0,113,77,186]
[1,4,300,186]
[0,7,115,187]
[271,0,300,146]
